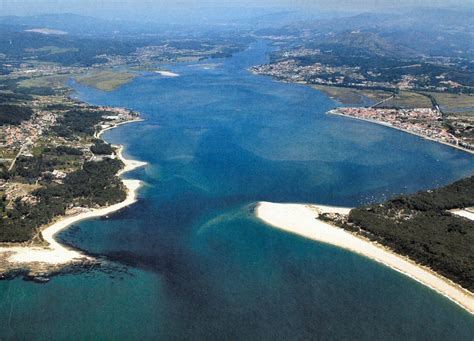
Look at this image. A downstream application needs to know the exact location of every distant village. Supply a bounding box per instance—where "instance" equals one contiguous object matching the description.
[251,48,468,93]
[250,46,474,154]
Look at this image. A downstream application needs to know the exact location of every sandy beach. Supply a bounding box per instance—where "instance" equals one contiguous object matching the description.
[0,121,147,274]
[256,201,474,314]
[450,208,474,221]
[94,118,144,139]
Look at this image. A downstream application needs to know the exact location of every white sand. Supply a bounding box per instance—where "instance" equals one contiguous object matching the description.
[0,122,147,269]
[155,70,180,77]
[94,118,144,139]
[256,201,474,314]
[450,208,474,221]
[4,179,142,265]
[116,146,147,176]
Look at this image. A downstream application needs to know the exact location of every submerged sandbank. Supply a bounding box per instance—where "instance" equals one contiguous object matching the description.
[256,201,474,314]
[155,70,180,77]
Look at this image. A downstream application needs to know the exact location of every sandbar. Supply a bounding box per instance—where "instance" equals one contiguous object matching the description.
[256,201,474,314]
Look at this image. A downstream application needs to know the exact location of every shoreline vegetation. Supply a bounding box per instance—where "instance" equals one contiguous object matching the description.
[328,110,474,155]
[256,202,474,314]
[76,70,137,91]
[0,119,147,278]
[75,69,180,92]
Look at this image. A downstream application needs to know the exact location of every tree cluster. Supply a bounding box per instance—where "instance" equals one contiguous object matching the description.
[347,176,474,291]
[0,158,125,242]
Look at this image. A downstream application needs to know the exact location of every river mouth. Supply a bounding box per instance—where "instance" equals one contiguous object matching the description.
[1,41,473,339]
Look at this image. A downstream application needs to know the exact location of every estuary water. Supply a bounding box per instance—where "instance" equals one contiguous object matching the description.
[1,41,474,340]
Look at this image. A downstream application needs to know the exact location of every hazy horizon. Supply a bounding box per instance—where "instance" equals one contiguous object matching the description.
[1,0,472,22]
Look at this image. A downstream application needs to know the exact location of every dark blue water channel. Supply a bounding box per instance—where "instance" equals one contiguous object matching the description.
[1,41,473,340]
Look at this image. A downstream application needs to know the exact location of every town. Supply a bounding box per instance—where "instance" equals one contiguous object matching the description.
[0,97,137,164]
[251,52,469,93]
[328,107,474,152]
[0,92,139,212]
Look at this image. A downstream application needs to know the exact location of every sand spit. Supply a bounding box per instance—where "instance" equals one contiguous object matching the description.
[256,201,474,314]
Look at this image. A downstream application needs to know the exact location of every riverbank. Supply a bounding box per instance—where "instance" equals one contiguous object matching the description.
[328,110,474,155]
[255,201,474,314]
[0,120,147,277]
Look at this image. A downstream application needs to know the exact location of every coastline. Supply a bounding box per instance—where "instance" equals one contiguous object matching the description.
[327,110,474,155]
[94,118,144,139]
[0,119,147,276]
[255,201,474,314]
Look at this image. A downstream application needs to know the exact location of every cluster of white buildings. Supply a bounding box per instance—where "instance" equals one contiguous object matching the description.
[0,111,57,149]
[330,107,473,151]
[251,59,386,88]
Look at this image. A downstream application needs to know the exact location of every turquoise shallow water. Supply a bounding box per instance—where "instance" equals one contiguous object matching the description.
[1,41,474,340]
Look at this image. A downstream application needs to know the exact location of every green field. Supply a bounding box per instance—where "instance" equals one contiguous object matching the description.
[312,84,434,108]
[381,91,432,108]
[128,64,160,72]
[77,70,137,91]
[25,46,79,55]
[312,85,374,104]
[422,91,474,114]
[18,74,72,89]
[312,83,474,112]
[312,85,397,105]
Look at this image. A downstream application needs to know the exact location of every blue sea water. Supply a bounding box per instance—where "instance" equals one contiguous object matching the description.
[1,41,474,340]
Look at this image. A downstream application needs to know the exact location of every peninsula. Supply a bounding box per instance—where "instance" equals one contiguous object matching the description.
[76,70,138,92]
[0,77,147,278]
[0,152,144,277]
[256,176,474,314]
[0,115,146,278]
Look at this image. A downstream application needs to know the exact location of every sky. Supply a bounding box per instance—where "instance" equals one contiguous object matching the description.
[0,0,472,19]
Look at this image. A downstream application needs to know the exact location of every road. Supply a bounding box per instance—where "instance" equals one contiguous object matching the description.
[7,143,27,172]
[370,94,395,108]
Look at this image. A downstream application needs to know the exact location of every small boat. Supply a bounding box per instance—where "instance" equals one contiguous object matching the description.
[33,276,50,283]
